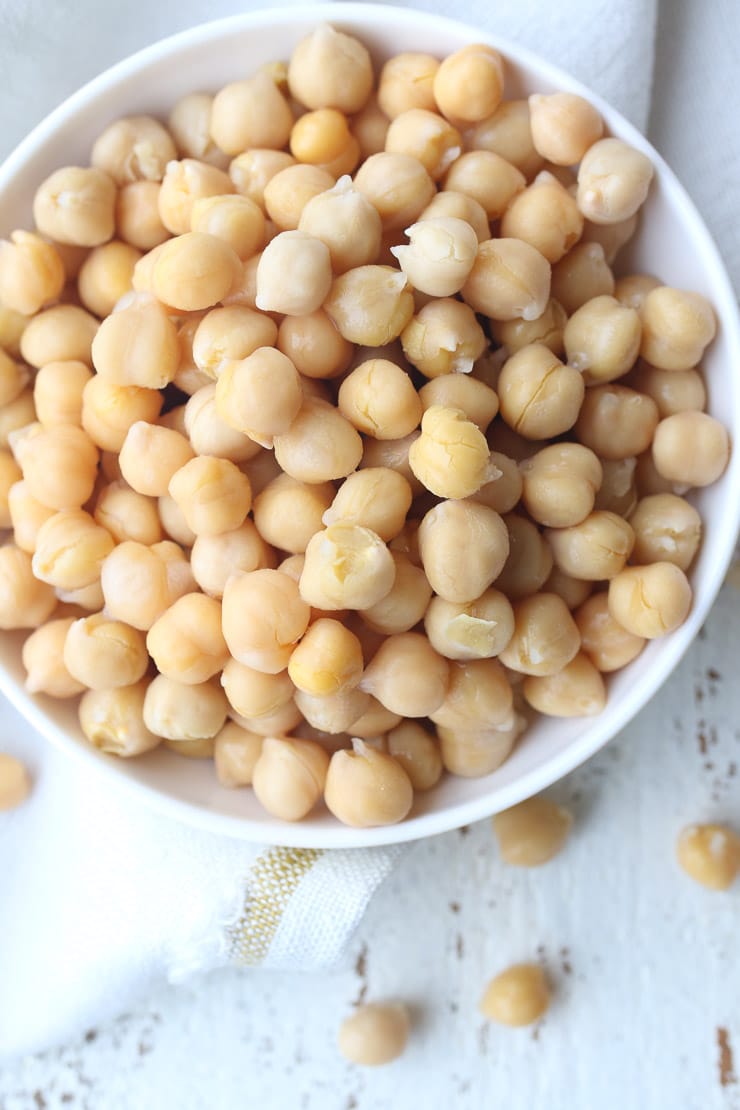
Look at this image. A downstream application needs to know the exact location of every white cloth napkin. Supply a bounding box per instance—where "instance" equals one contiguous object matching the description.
[1,0,738,1063]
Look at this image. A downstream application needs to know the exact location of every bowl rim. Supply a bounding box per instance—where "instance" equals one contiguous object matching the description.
[1,1,739,848]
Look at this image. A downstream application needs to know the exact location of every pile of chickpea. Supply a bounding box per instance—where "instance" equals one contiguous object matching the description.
[0,24,731,831]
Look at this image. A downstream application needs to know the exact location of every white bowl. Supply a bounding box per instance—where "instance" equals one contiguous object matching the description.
[1,3,738,848]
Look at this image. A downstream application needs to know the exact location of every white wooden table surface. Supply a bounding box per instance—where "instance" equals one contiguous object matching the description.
[1,573,739,1110]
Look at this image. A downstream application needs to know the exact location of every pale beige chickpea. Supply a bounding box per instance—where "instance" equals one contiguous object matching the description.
[228,149,296,208]
[263,165,336,232]
[184,385,261,464]
[424,589,514,661]
[472,452,523,515]
[0,304,29,357]
[157,494,195,547]
[385,109,462,180]
[523,651,607,716]
[378,52,438,119]
[254,230,332,316]
[576,385,659,460]
[116,181,170,251]
[324,739,413,827]
[492,297,567,358]
[338,358,422,440]
[401,298,486,378]
[501,172,583,264]
[163,736,216,759]
[676,823,740,890]
[577,138,654,224]
[529,92,603,165]
[94,481,162,546]
[349,696,401,739]
[351,95,390,160]
[288,24,373,114]
[56,579,105,612]
[551,242,615,316]
[215,345,303,448]
[468,99,544,180]
[146,593,228,684]
[252,737,329,822]
[357,632,447,717]
[190,194,265,260]
[520,443,602,528]
[391,217,478,298]
[101,539,194,630]
[480,963,549,1026]
[229,702,306,742]
[408,405,493,500]
[628,361,706,418]
[653,411,729,488]
[430,657,513,731]
[434,44,504,122]
[151,232,240,312]
[81,375,162,452]
[0,545,57,629]
[8,481,55,553]
[277,310,353,380]
[582,213,638,265]
[192,305,278,381]
[608,561,692,638]
[91,115,176,184]
[214,722,264,788]
[359,552,432,635]
[190,521,275,599]
[30,359,87,431]
[614,272,661,313]
[499,592,580,676]
[493,795,573,866]
[77,241,142,317]
[63,612,148,689]
[495,515,554,600]
[419,499,509,604]
[324,264,414,346]
[323,468,412,541]
[290,109,359,176]
[498,344,584,440]
[443,152,525,221]
[338,1001,410,1067]
[20,304,98,368]
[419,190,490,243]
[253,474,334,554]
[0,230,65,315]
[22,617,85,697]
[33,166,116,247]
[0,389,36,449]
[32,509,114,590]
[0,450,20,527]
[222,568,310,674]
[640,286,717,371]
[294,685,370,734]
[353,152,435,231]
[593,457,638,517]
[288,618,363,698]
[575,591,645,672]
[273,397,364,485]
[79,680,159,756]
[545,510,634,580]
[418,373,498,433]
[119,422,194,497]
[91,296,178,389]
[564,295,641,383]
[168,93,228,168]
[629,495,701,573]
[298,176,382,273]
[210,71,293,157]
[168,455,251,536]
[385,722,442,791]
[437,716,522,777]
[300,523,396,612]
[544,567,593,611]
[13,423,98,510]
[221,658,294,720]
[462,238,550,322]
[143,674,228,741]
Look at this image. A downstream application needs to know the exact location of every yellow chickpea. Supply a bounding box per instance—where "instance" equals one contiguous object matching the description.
[498,344,584,439]
[77,240,142,317]
[190,193,266,260]
[119,422,195,497]
[520,443,602,528]
[190,521,275,599]
[608,562,692,638]
[480,964,550,1026]
[437,717,522,777]
[630,493,702,569]
[0,545,57,629]
[501,172,583,263]
[575,591,645,672]
[32,509,114,590]
[168,455,251,536]
[168,92,229,168]
[338,358,422,440]
[222,568,310,674]
[419,190,490,243]
[575,385,659,460]
[300,523,396,611]
[228,149,295,208]
[468,99,544,180]
[462,238,551,322]
[523,652,607,716]
[20,304,98,369]
[13,423,98,510]
[676,824,740,891]
[215,346,302,447]
[220,658,294,721]
[146,593,228,684]
[298,176,382,273]
[551,242,615,315]
[214,722,264,788]
[528,92,604,165]
[263,165,336,232]
[116,181,170,250]
[577,138,654,224]
[493,795,573,866]
[277,310,353,380]
[252,736,329,822]
[434,44,504,122]
[253,474,334,554]
[255,230,332,316]
[0,231,65,315]
[288,618,363,697]
[420,499,510,604]
[63,613,149,689]
[22,617,85,698]
[81,375,162,452]
[499,592,580,676]
[324,265,414,346]
[151,232,240,312]
[564,295,641,383]
[473,451,524,515]
[143,674,228,741]
[545,510,635,580]
[94,481,162,546]
[288,24,374,115]
[378,52,439,119]
[401,298,486,378]
[409,405,494,499]
[495,514,554,600]
[33,166,116,247]
[353,152,435,231]
[91,295,179,389]
[210,71,293,156]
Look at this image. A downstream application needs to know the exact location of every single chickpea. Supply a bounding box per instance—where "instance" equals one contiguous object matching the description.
[564,295,641,383]
[168,93,228,168]
[294,686,370,735]
[222,568,310,673]
[353,152,435,231]
[614,272,661,313]
[468,99,544,180]
[499,592,580,676]
[472,451,523,514]
[0,545,57,629]
[298,176,381,273]
[77,241,142,317]
[254,230,332,316]
[575,591,645,672]
[0,231,65,315]
[419,191,490,243]
[430,657,513,732]
[575,385,659,460]
[652,410,730,490]
[408,405,493,499]
[443,152,525,221]
[401,298,487,378]
[545,510,635,580]
[214,722,264,787]
[8,481,55,553]
[22,617,85,697]
[628,362,706,419]
[13,423,98,510]
[528,92,603,165]
[520,443,602,528]
[523,651,608,716]
[391,217,478,298]
[214,346,302,447]
[501,172,583,263]
[151,232,240,312]
[228,149,296,208]
[63,613,148,689]
[290,109,359,176]
[494,795,573,866]
[359,552,432,636]
[300,523,396,611]
[352,95,390,160]
[425,589,514,661]
[385,109,462,180]
[551,243,616,316]
[338,358,422,440]
[323,469,412,542]
[33,166,116,247]
[378,52,438,119]
[168,455,251,536]
[495,515,554,600]
[0,450,21,527]
[498,344,584,440]
[324,739,413,826]
[608,562,692,638]
[324,264,414,346]
[434,44,504,122]
[0,753,31,810]
[101,540,192,630]
[338,1002,410,1067]
[94,481,162,546]
[252,737,329,822]
[191,305,277,381]
[480,964,550,1026]
[418,373,499,433]
[640,286,716,371]
[462,238,550,322]
[81,375,162,452]
[277,310,353,380]
[20,304,98,369]
[492,298,568,357]
[629,493,702,569]
[676,823,740,891]
[437,717,522,777]
[32,508,114,590]
[146,593,228,684]
[191,522,274,599]
[92,296,179,389]
[143,674,228,741]
[91,115,176,184]
[582,213,638,265]
[222,699,302,741]
[157,494,195,546]
[272,397,362,485]
[190,194,265,260]
[594,457,638,518]
[382,722,441,791]
[78,680,159,756]
[221,658,294,720]
[210,71,293,156]
[288,618,363,698]
[116,181,169,250]
[183,386,259,464]
[577,138,654,224]
[544,567,593,611]
[253,474,334,554]
[288,24,373,114]
[264,165,336,232]
[419,499,509,603]
[0,389,36,449]
[119,422,194,497]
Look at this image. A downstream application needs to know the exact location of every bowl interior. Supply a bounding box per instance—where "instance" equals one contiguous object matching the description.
[1,3,738,847]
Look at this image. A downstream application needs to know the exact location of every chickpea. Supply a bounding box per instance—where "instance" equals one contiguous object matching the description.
[77,680,157,755]
[272,397,364,485]
[419,499,509,603]
[0,450,20,527]
[91,295,178,390]
[8,481,55,553]
[495,515,554,599]
[298,177,381,273]
[0,231,65,315]
[168,455,251,536]
[94,481,161,546]
[564,294,641,384]
[380,722,440,791]
[359,552,432,636]
[251,737,329,822]
[214,722,264,787]
[635,450,678,497]
[443,152,525,222]
[608,562,692,638]
[0,545,57,629]
[290,108,359,176]
[544,567,593,611]
[407,405,493,500]
[20,304,98,369]
[462,238,550,322]
[323,469,412,541]
[391,217,477,298]
[338,1002,410,1069]
[0,752,32,810]
[116,181,169,251]
[351,94,390,160]
[145,593,227,685]
[550,242,616,317]
[654,410,730,489]
[629,361,706,419]
[641,285,717,371]
[324,739,413,826]
[182,387,258,465]
[150,232,240,312]
[263,165,336,232]
[0,389,36,449]
[348,695,399,738]
[288,24,373,114]
[418,374,498,435]
[287,618,362,698]
[228,149,296,208]
[434,44,504,122]
[32,509,114,590]
[190,521,274,600]
[384,109,461,180]
[499,593,580,676]
[401,298,486,378]
[167,93,228,168]
[577,138,653,224]
[523,651,606,716]
[338,359,422,441]
[425,589,514,661]
[229,698,303,740]
[437,716,522,777]
[191,306,277,383]
[101,539,194,630]
[520,443,602,528]
[254,474,334,554]
[241,448,283,497]
[57,579,105,612]
[545,510,634,580]
[119,422,194,497]
[33,166,116,247]
[498,344,584,440]
[163,737,216,759]
[21,617,83,697]
[676,823,740,891]
[190,194,265,260]
[29,360,85,431]
[14,423,98,510]
[356,631,448,719]
[501,172,583,264]
[221,658,294,720]
[300,523,396,612]
[528,91,603,165]
[324,264,414,346]
[630,493,702,569]
[419,191,490,243]
[430,657,512,732]
[214,347,302,448]
[472,452,523,515]
[294,686,370,734]
[81,375,162,452]
[581,213,637,267]
[492,297,567,358]
[614,272,661,313]
[90,115,175,184]
[277,310,353,380]
[594,457,638,518]
[493,795,573,867]
[576,385,659,460]
[143,674,228,740]
[353,152,435,231]
[61,612,147,689]
[210,71,293,156]
[76,240,141,318]
[575,591,645,672]
[480,963,549,1026]
[378,52,438,119]
[253,230,331,317]
[0,304,29,358]
[222,568,310,674]
[468,99,544,179]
